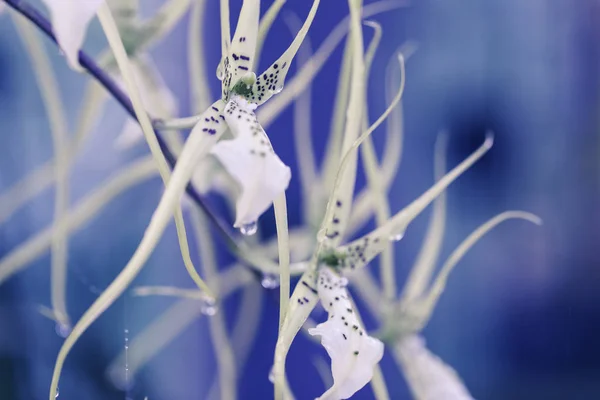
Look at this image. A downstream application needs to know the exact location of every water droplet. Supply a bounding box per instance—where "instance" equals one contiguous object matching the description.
[270,83,283,94]
[55,387,59,398]
[268,369,275,383]
[201,297,218,316]
[389,231,405,242]
[55,323,71,338]
[339,277,349,287]
[216,62,225,80]
[261,273,280,289]
[240,221,257,236]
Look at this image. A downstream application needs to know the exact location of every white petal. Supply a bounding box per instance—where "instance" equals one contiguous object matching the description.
[114,56,178,149]
[222,0,260,97]
[395,335,474,400]
[42,0,103,71]
[211,96,291,227]
[114,118,142,150]
[309,268,384,400]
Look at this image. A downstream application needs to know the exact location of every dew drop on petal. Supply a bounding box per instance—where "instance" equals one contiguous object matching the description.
[201,297,218,316]
[339,277,349,287]
[389,231,405,242]
[269,83,283,94]
[55,323,71,338]
[261,273,280,289]
[240,221,258,236]
[216,63,225,81]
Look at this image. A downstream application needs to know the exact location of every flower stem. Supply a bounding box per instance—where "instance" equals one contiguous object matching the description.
[1,0,237,249]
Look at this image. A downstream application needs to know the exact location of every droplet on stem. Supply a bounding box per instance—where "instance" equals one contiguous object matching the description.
[55,323,71,338]
[389,231,405,242]
[240,221,258,236]
[201,297,218,316]
[261,273,280,289]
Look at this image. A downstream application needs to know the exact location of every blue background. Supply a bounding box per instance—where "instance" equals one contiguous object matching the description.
[1,0,599,399]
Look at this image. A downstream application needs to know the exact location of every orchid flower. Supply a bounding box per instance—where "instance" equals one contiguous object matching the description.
[309,267,384,399]
[178,0,319,230]
[394,335,474,400]
[40,0,103,71]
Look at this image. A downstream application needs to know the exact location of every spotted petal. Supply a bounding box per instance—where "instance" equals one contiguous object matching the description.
[309,268,384,400]
[210,96,291,227]
[221,0,260,98]
[249,0,320,105]
[335,135,493,272]
[41,0,103,71]
[114,55,178,149]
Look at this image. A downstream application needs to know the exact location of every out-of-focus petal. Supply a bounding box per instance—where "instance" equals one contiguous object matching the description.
[41,0,104,71]
[395,335,474,400]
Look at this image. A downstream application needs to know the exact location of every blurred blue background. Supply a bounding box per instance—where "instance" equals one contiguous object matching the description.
[1,0,599,399]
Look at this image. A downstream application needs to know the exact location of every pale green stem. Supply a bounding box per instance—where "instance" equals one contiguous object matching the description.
[101,4,212,296]
[188,0,211,113]
[318,0,366,248]
[12,14,71,327]
[49,6,216,398]
[422,212,543,311]
[274,194,291,329]
[132,286,210,301]
[284,14,317,224]
[257,0,407,130]
[318,55,406,248]
[400,133,448,303]
[140,0,191,50]
[0,157,156,285]
[191,209,237,400]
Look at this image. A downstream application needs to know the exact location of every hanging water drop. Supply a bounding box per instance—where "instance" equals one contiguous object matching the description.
[201,297,218,316]
[55,387,59,398]
[389,231,405,242]
[261,273,280,289]
[55,322,71,338]
[240,221,258,236]
[270,82,283,94]
[216,62,225,80]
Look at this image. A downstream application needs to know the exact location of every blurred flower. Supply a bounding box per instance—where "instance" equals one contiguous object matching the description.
[41,0,103,71]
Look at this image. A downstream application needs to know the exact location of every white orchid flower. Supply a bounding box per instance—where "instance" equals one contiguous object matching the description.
[394,335,474,400]
[175,0,319,230]
[211,93,291,228]
[309,267,384,400]
[41,0,104,71]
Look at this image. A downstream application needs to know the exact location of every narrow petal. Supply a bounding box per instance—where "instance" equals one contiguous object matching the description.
[335,135,493,272]
[249,0,320,105]
[395,335,474,400]
[222,0,260,98]
[211,96,291,227]
[41,0,104,71]
[309,268,384,400]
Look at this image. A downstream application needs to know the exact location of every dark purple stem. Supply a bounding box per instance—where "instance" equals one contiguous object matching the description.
[2,0,247,256]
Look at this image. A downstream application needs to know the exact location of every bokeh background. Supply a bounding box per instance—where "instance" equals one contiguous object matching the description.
[1,0,599,399]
